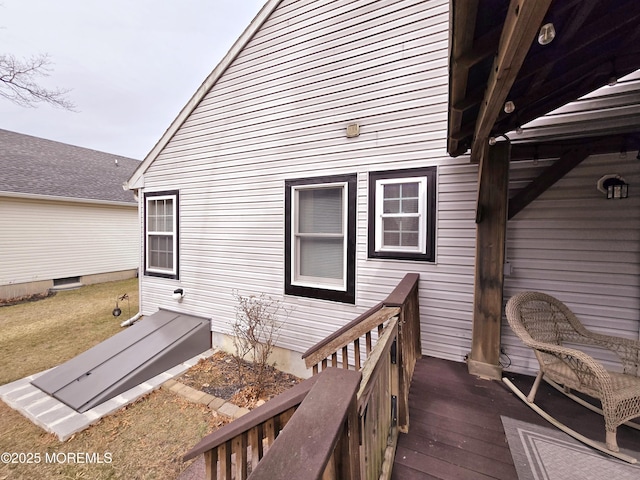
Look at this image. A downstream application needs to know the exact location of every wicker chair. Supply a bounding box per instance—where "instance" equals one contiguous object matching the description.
[505,291,640,452]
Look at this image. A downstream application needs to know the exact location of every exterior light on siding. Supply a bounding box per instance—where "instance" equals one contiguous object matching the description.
[597,174,629,199]
[538,23,556,45]
[172,288,185,301]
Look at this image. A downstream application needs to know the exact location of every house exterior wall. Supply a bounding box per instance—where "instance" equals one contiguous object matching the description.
[137,0,481,369]
[0,196,139,299]
[503,153,640,374]
[135,0,639,378]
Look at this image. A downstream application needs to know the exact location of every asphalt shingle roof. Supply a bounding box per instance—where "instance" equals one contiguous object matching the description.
[0,129,141,204]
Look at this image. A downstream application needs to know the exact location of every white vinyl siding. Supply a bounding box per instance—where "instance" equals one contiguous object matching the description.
[138,0,464,360]
[0,196,139,287]
[503,153,640,375]
[135,0,640,377]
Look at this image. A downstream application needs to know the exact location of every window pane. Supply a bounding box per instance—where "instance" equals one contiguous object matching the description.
[383,184,400,199]
[299,237,343,279]
[400,182,419,197]
[383,199,399,214]
[402,232,419,247]
[401,197,418,213]
[149,235,173,269]
[148,199,174,233]
[382,217,419,248]
[298,188,343,234]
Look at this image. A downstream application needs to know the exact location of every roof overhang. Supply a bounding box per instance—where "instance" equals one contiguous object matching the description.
[448,0,640,162]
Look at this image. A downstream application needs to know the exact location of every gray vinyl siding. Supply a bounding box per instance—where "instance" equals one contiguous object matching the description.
[138,0,480,361]
[503,153,640,374]
[0,196,139,287]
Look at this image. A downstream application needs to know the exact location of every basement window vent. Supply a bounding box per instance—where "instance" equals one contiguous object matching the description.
[53,276,81,287]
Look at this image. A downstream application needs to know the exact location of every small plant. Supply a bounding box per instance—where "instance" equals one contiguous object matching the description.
[230,290,291,395]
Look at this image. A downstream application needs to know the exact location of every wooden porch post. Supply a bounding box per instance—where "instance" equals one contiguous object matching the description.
[468,142,510,379]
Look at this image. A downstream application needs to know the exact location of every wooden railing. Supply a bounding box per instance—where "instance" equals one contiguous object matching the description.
[183,273,420,479]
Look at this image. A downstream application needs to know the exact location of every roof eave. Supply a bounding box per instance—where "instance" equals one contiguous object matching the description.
[1,190,138,207]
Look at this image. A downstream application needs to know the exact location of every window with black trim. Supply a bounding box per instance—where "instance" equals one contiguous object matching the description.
[144,190,179,279]
[285,174,356,304]
[368,167,436,262]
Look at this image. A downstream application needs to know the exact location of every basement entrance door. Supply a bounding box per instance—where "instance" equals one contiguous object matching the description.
[31,309,210,412]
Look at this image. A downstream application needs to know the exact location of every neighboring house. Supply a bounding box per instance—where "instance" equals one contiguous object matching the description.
[126,0,640,379]
[0,129,141,300]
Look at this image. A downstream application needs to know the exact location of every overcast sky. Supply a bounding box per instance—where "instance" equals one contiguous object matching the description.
[1,0,266,159]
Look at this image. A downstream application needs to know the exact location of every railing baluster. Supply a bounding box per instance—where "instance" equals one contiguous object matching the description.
[342,345,349,369]
[264,417,275,448]
[233,434,248,479]
[354,338,361,370]
[331,352,338,367]
[219,441,231,480]
[248,425,262,471]
[366,332,372,355]
[204,449,216,480]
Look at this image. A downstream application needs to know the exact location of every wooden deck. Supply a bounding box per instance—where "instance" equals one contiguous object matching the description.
[392,356,640,479]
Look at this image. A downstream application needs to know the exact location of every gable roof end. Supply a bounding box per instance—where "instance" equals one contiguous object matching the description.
[125,0,282,190]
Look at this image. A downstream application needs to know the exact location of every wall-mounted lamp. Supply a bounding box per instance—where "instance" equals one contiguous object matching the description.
[597,174,629,199]
[172,288,185,301]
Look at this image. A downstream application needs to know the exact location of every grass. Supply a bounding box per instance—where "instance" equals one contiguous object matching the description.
[0,279,224,480]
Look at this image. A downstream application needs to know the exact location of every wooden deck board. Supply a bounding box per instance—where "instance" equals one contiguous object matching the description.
[392,356,640,479]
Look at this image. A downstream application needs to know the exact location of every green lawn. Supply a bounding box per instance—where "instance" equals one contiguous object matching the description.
[0,278,224,480]
[0,278,139,386]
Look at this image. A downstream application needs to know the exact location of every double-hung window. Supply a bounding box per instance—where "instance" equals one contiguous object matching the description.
[369,167,436,262]
[145,191,179,278]
[285,175,356,303]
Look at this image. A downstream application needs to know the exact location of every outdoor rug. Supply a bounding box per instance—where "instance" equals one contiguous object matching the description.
[501,416,640,480]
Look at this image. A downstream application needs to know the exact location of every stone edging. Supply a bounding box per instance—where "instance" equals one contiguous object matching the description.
[162,379,251,420]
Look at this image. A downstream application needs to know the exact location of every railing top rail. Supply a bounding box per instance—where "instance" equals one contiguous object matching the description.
[182,374,319,461]
[247,368,361,480]
[385,273,420,307]
[302,306,400,368]
[301,302,384,361]
[301,273,419,368]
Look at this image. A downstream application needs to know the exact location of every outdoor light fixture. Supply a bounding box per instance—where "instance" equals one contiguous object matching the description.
[597,174,629,199]
[538,23,556,45]
[504,101,515,114]
[172,288,185,301]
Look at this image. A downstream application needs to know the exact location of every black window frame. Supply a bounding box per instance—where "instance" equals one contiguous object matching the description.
[285,174,357,304]
[144,190,180,279]
[368,167,436,262]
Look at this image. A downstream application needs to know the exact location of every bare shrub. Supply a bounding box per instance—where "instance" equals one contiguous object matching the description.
[230,291,292,395]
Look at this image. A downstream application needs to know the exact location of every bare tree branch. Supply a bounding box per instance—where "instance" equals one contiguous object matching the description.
[0,53,75,110]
